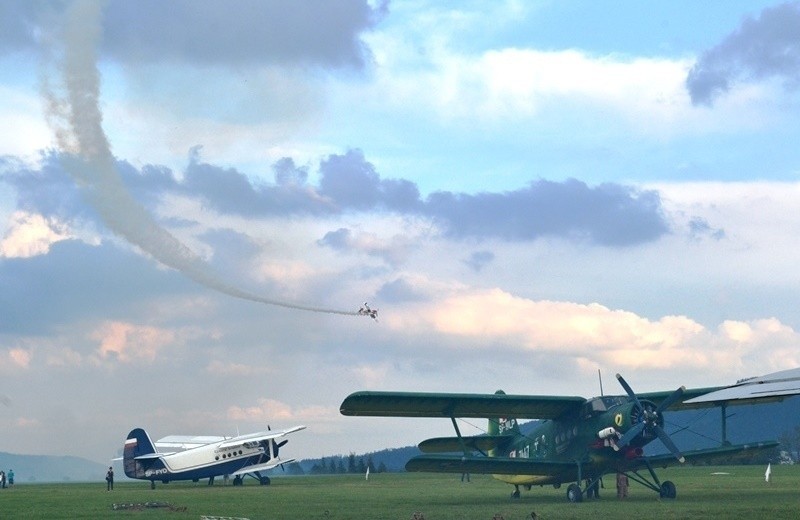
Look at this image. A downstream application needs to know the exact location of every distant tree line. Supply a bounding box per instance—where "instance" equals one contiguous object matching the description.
[297,446,421,475]
[307,453,386,475]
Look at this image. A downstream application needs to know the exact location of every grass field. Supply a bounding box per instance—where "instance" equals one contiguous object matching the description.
[0,465,798,519]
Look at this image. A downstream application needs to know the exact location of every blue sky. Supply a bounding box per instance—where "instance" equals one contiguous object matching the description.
[1,0,800,466]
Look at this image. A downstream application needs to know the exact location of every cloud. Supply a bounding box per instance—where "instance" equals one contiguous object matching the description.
[205,360,274,377]
[5,149,671,249]
[90,321,177,364]
[0,0,385,70]
[317,227,415,267]
[5,348,32,369]
[388,287,800,374]
[376,277,429,303]
[688,216,725,241]
[463,250,494,272]
[686,2,800,106]
[1,211,73,258]
[426,179,670,246]
[227,398,334,424]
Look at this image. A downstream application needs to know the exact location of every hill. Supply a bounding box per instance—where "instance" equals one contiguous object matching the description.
[0,452,107,483]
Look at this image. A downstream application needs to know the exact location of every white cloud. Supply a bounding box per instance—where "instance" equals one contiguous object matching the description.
[227,398,336,425]
[1,211,73,258]
[388,286,800,376]
[90,321,177,364]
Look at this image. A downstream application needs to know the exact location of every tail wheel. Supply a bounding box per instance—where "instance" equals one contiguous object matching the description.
[566,483,583,503]
[660,480,677,499]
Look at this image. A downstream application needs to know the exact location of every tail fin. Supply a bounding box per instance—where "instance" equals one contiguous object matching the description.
[488,390,520,457]
[123,428,160,479]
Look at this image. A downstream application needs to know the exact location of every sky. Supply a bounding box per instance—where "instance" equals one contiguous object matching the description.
[2,0,800,466]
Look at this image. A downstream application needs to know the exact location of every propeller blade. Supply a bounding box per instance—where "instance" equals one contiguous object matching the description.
[655,426,685,463]
[656,386,686,413]
[617,422,644,448]
[616,373,643,409]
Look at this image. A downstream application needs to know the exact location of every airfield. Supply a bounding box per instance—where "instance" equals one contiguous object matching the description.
[1,465,798,519]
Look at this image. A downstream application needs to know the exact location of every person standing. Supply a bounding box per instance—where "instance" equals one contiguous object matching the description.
[7,469,13,487]
[616,472,628,499]
[106,466,114,491]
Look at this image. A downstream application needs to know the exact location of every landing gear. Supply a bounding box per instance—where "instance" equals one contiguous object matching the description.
[566,483,583,503]
[259,476,271,486]
[659,480,677,499]
[511,485,521,499]
[232,476,243,486]
[150,480,155,490]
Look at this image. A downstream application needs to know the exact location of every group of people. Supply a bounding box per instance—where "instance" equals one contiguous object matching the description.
[0,469,14,488]
[583,472,629,499]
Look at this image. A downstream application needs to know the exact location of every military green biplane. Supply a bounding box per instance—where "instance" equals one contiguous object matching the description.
[340,370,800,502]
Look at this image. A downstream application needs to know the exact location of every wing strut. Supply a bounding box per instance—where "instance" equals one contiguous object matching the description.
[450,416,470,456]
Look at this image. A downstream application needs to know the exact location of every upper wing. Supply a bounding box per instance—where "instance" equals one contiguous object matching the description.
[155,435,229,451]
[340,391,586,419]
[637,386,726,411]
[218,425,306,449]
[684,367,800,405]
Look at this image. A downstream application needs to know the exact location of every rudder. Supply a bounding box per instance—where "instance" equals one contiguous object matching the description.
[123,428,160,479]
[487,390,520,457]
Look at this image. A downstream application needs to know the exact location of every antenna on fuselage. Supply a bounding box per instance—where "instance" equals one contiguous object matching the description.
[598,369,604,397]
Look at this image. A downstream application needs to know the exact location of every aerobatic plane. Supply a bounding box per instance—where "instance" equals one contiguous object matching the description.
[358,302,378,320]
[123,425,305,488]
[340,370,800,502]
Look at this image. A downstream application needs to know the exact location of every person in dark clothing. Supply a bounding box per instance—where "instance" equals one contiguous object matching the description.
[106,467,114,491]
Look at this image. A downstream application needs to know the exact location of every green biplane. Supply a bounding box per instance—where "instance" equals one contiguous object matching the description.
[340,371,799,502]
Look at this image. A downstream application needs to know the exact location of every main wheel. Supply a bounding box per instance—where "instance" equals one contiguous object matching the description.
[659,480,676,499]
[566,483,583,503]
[260,476,271,486]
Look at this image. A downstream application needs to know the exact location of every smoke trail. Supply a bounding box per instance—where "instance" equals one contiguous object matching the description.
[40,0,359,317]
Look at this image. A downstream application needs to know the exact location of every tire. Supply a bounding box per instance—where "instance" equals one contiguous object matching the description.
[566,483,583,503]
[660,480,677,499]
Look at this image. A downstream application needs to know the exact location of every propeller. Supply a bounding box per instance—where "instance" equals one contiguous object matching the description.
[615,373,686,463]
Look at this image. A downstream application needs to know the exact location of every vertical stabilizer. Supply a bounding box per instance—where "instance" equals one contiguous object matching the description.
[488,390,520,457]
[123,428,162,479]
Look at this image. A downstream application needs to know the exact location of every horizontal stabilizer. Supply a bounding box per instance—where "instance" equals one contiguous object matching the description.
[133,453,165,461]
[418,435,513,453]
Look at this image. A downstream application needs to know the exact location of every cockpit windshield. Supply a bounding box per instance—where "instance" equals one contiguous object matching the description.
[584,396,627,415]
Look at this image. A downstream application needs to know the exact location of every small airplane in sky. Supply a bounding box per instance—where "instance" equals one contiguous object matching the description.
[340,370,799,502]
[123,425,305,488]
[358,302,378,320]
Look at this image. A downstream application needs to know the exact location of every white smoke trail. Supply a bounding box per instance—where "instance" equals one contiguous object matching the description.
[40,0,359,317]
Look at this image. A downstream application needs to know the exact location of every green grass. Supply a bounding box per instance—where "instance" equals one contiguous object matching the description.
[0,465,798,519]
